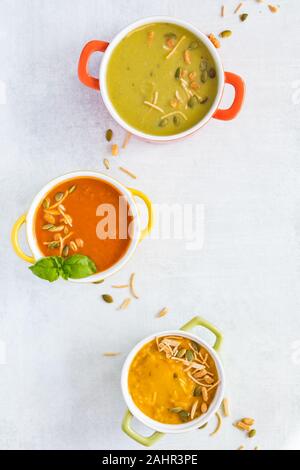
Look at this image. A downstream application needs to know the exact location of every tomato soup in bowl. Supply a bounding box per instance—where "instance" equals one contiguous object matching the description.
[35,177,133,273]
[11,171,154,283]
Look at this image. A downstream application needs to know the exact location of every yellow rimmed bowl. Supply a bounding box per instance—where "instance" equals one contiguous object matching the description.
[11,170,154,283]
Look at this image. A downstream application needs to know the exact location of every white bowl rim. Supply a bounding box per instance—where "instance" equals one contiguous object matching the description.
[25,170,141,283]
[121,328,225,433]
[99,15,225,142]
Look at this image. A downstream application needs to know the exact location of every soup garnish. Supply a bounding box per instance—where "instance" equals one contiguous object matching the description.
[29,254,97,282]
[107,23,218,136]
[128,336,220,424]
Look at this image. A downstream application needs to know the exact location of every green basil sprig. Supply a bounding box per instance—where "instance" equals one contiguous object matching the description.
[29,255,97,282]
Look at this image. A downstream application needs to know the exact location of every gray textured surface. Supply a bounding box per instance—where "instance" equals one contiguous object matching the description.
[0,0,300,450]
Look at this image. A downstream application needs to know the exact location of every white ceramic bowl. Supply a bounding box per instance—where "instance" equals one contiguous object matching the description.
[11,171,154,283]
[78,16,245,143]
[121,316,225,446]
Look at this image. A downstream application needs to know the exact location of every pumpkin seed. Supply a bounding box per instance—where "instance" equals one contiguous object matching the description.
[48,241,60,249]
[176,348,187,358]
[159,118,169,127]
[48,225,64,232]
[186,350,194,361]
[164,32,177,40]
[106,129,113,142]
[178,410,190,422]
[194,385,202,397]
[199,96,208,104]
[102,294,113,303]
[188,96,198,108]
[191,341,200,352]
[68,184,77,194]
[208,67,216,79]
[248,429,256,438]
[54,192,64,202]
[219,30,232,38]
[93,279,104,284]
[62,245,69,257]
[42,197,50,209]
[189,41,199,50]
[175,67,181,80]
[42,224,54,230]
[173,115,181,127]
[103,158,110,170]
[200,59,208,71]
[240,13,248,22]
[201,70,208,83]
[169,407,183,413]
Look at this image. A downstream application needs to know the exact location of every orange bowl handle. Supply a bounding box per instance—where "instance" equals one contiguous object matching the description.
[78,40,109,90]
[213,72,245,121]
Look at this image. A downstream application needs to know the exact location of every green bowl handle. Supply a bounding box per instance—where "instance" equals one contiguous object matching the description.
[180,316,223,351]
[122,410,163,447]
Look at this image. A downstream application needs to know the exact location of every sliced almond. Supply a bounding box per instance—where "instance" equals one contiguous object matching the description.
[268,4,279,13]
[201,402,208,413]
[188,71,197,81]
[157,307,169,318]
[193,369,207,379]
[75,238,84,248]
[183,49,191,65]
[70,240,78,251]
[103,158,110,170]
[204,375,214,384]
[112,144,119,156]
[170,98,179,108]
[202,386,208,402]
[147,30,154,47]
[43,212,56,225]
[190,81,200,90]
[242,417,255,426]
[235,421,251,431]
[118,298,131,310]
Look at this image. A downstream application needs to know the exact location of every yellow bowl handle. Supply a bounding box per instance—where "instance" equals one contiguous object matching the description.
[11,214,35,264]
[128,188,154,242]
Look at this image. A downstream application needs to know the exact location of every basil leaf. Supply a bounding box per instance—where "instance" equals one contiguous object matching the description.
[29,256,63,282]
[62,255,97,279]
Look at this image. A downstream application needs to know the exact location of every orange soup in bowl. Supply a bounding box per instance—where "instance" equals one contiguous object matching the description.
[128,336,220,424]
[34,177,133,272]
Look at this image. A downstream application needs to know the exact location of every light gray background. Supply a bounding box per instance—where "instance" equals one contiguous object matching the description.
[0,0,299,450]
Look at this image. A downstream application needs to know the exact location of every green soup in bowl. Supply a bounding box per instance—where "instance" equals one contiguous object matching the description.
[78,17,245,142]
[106,23,218,136]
